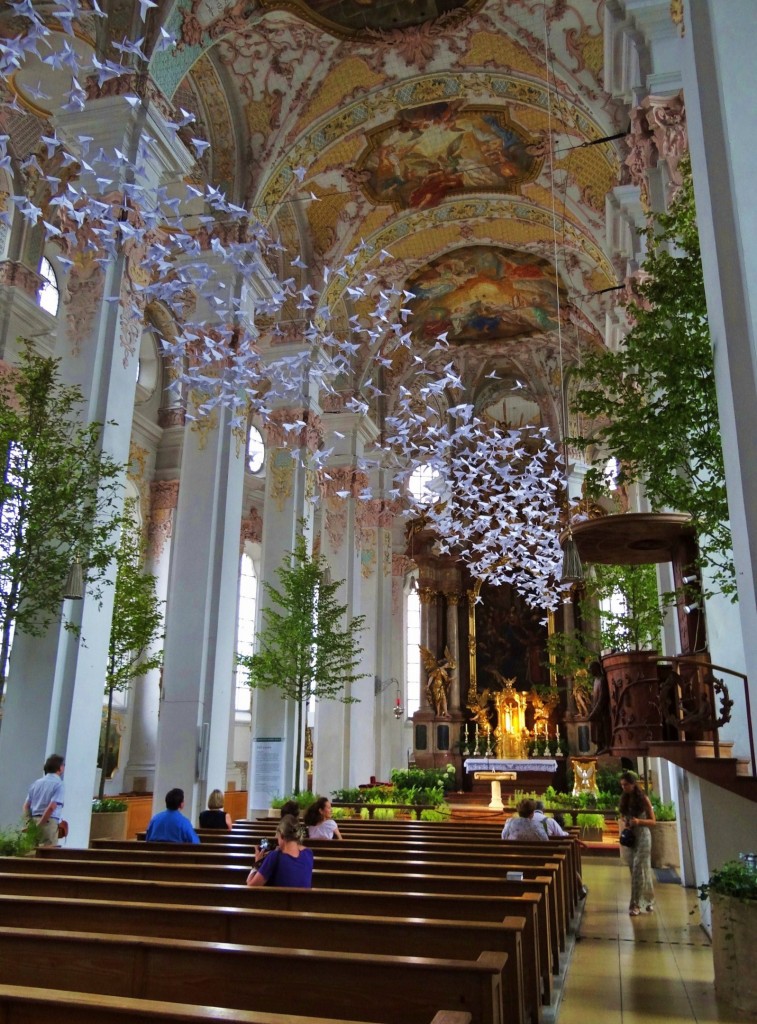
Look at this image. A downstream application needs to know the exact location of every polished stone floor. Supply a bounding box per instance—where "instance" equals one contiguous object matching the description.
[556,857,745,1024]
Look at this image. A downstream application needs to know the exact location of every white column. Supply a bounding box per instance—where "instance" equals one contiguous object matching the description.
[681,0,757,747]
[123,478,180,794]
[152,404,245,823]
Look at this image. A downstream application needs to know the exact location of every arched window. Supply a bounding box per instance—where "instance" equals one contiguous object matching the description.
[235,552,258,714]
[408,465,439,503]
[247,425,265,474]
[37,257,59,316]
[405,579,421,718]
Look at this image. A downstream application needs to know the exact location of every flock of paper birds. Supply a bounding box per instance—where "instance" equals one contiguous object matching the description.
[1,0,571,610]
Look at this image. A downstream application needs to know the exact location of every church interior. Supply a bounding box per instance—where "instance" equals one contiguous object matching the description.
[0,1,756,1021]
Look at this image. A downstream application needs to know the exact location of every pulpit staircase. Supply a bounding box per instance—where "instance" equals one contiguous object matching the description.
[615,654,757,805]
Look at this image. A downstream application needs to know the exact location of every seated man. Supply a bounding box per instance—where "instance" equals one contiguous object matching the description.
[533,799,569,837]
[501,798,548,841]
[145,787,200,844]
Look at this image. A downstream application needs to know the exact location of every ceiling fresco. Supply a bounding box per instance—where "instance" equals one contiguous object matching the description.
[259,0,485,35]
[162,0,621,431]
[407,246,569,347]
[357,101,545,210]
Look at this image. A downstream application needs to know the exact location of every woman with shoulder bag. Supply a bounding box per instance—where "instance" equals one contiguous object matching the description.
[619,771,656,915]
[246,814,313,888]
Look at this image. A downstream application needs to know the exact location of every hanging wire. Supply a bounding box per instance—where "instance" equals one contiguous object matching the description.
[541,2,583,583]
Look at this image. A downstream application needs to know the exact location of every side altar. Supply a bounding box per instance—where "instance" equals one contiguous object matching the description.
[463,757,560,809]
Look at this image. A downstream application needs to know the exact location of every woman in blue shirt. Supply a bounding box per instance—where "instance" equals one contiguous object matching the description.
[246,814,313,888]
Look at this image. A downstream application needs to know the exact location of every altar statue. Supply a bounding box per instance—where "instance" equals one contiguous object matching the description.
[421,645,456,717]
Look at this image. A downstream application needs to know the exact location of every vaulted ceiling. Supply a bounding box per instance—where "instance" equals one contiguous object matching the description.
[149,0,625,437]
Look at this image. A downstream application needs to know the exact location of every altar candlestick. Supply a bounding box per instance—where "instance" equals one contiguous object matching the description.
[556,725,560,741]
[475,723,479,740]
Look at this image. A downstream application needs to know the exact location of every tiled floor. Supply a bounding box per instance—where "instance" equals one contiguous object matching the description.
[557,857,746,1024]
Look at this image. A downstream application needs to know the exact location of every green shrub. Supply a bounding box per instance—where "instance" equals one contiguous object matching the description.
[420,803,451,821]
[372,807,396,821]
[330,806,351,819]
[391,767,455,793]
[576,812,605,831]
[650,794,676,821]
[330,787,363,804]
[91,799,127,813]
[561,812,573,828]
[596,767,624,796]
[699,860,757,903]
[0,821,42,855]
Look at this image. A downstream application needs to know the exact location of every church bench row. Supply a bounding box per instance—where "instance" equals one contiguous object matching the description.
[31,848,559,995]
[44,845,563,976]
[0,984,471,1024]
[0,893,527,1024]
[0,926,506,1024]
[222,825,583,908]
[0,862,547,1020]
[95,839,572,945]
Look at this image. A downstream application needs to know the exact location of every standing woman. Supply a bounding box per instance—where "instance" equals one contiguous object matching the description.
[304,796,343,839]
[619,771,656,915]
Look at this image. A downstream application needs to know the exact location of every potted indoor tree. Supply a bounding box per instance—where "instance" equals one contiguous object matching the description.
[698,859,757,1015]
[650,797,679,871]
[586,562,666,757]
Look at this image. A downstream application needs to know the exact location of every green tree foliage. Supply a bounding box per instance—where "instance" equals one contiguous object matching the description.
[99,501,164,798]
[0,346,125,709]
[238,532,366,793]
[570,159,734,596]
[586,563,663,653]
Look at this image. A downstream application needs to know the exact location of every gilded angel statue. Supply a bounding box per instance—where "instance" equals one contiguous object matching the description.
[421,645,456,717]
[468,688,493,729]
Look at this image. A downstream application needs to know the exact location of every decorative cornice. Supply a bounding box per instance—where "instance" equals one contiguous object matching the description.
[264,408,323,452]
[158,406,186,429]
[0,260,42,298]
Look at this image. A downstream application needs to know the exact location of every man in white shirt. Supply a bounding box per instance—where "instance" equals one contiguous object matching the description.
[23,753,65,846]
[533,799,569,837]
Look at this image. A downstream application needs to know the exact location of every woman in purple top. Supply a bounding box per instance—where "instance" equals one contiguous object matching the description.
[246,814,314,888]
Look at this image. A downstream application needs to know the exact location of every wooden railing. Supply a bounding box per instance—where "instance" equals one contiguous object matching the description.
[658,655,756,778]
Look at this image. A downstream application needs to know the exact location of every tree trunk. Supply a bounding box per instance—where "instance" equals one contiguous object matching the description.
[293,694,305,795]
[98,687,115,800]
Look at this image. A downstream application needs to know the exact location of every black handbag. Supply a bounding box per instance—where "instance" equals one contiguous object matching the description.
[619,826,635,848]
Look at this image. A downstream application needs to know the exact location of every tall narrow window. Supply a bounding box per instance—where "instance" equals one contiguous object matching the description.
[235,552,258,714]
[37,257,59,316]
[405,583,421,718]
[247,425,265,473]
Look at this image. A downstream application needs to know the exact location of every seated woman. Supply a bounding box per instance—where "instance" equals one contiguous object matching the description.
[198,788,232,831]
[501,797,549,841]
[246,814,314,888]
[303,796,343,840]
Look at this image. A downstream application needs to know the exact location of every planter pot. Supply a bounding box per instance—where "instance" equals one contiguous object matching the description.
[602,650,663,756]
[90,811,127,841]
[651,819,680,871]
[711,893,757,1015]
[579,826,604,843]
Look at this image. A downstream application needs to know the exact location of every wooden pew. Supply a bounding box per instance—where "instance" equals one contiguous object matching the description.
[74,842,570,950]
[0,872,544,1023]
[205,828,583,917]
[0,984,471,1024]
[17,852,557,1000]
[0,893,526,1024]
[48,843,561,978]
[0,927,506,1024]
